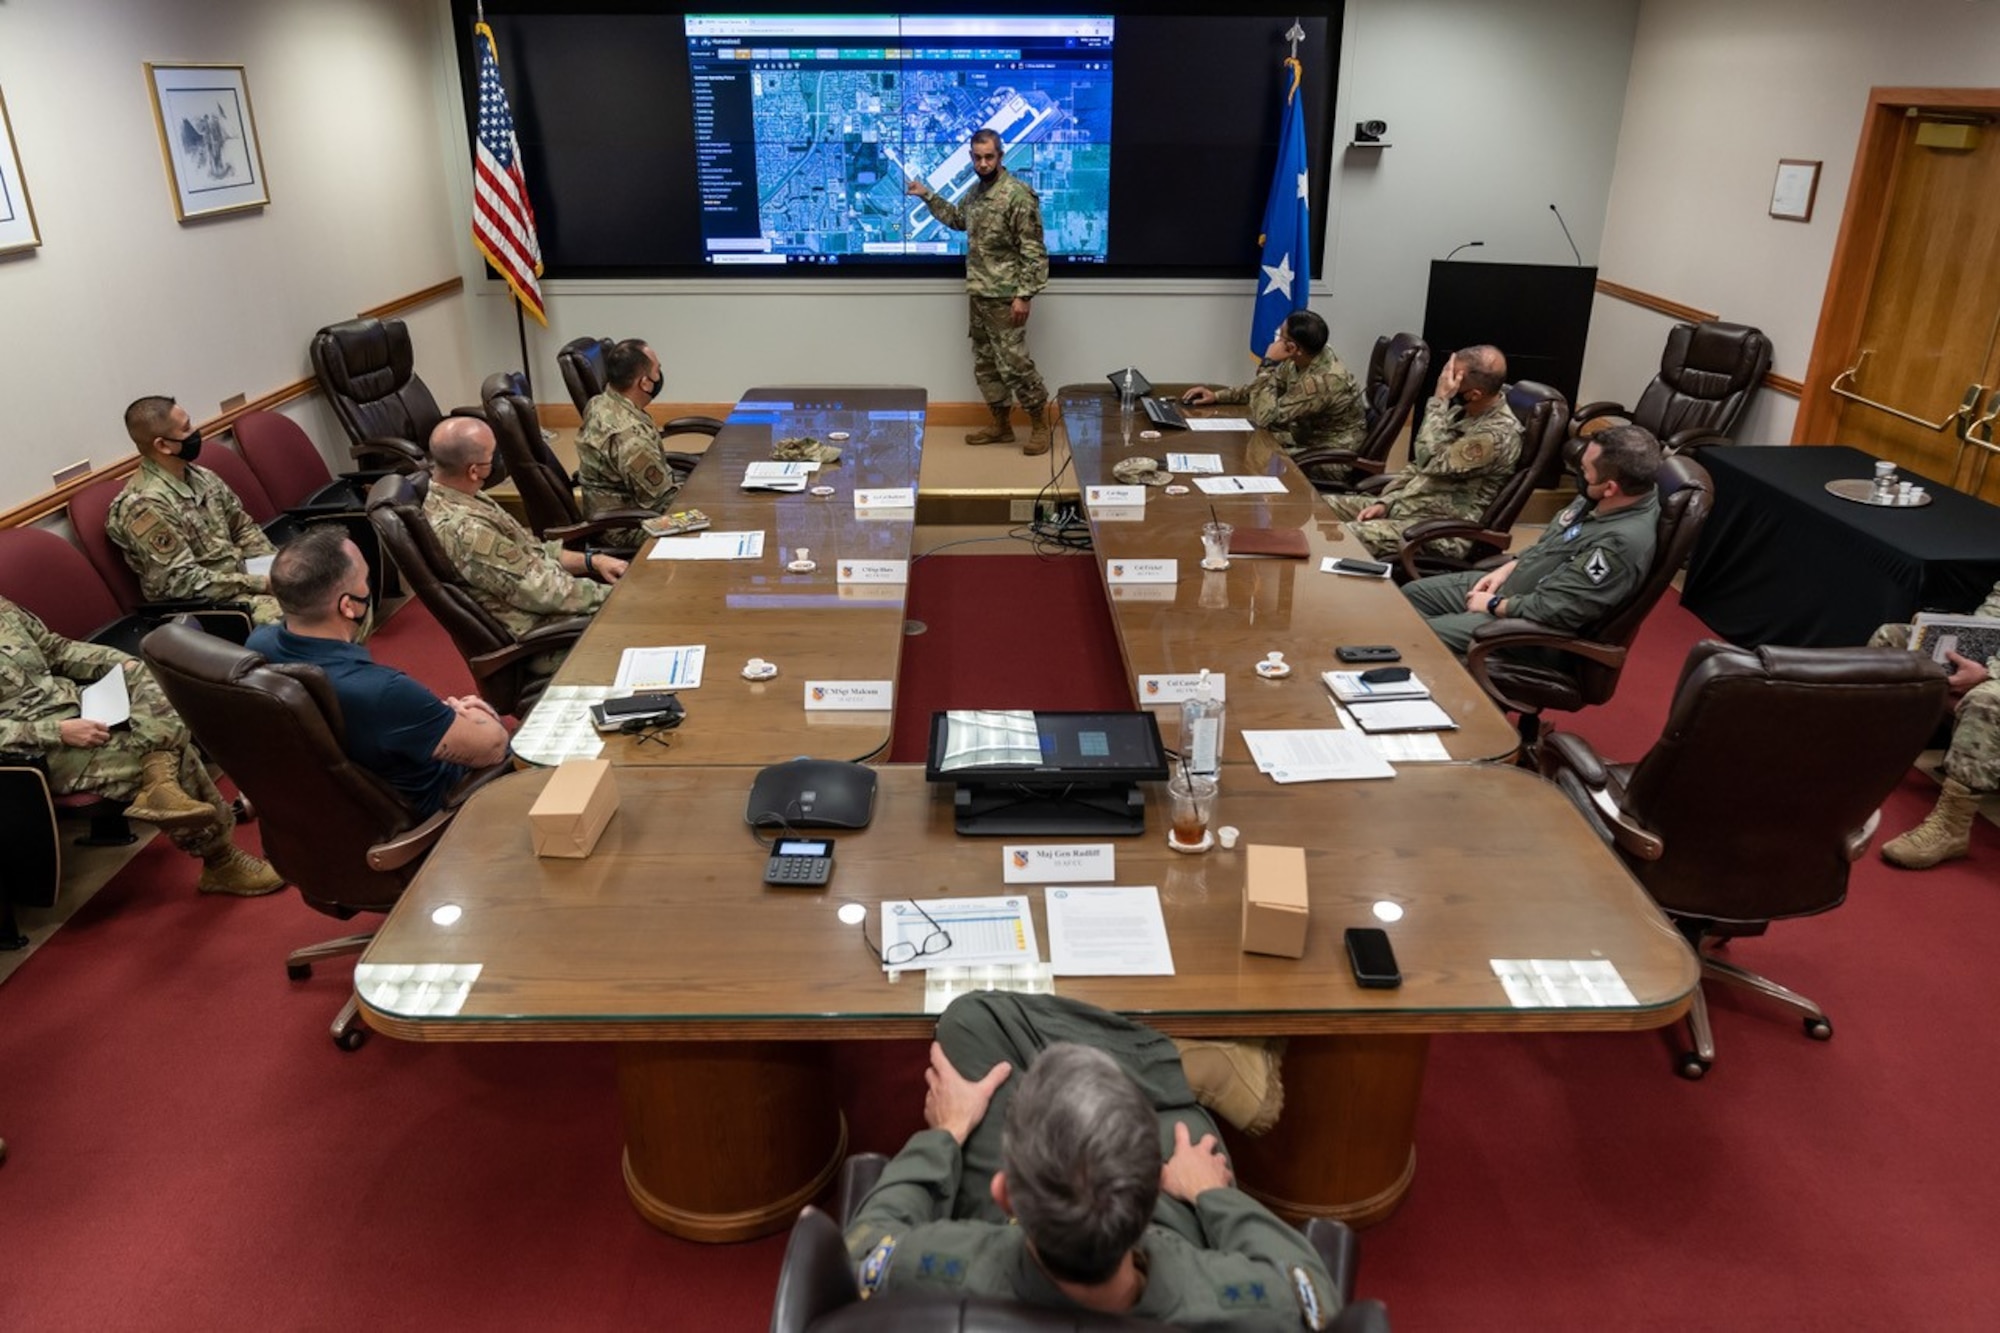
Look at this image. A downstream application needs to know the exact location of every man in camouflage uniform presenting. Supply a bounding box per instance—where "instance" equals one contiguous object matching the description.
[422,418,626,686]
[0,597,281,895]
[107,396,280,624]
[1869,580,2000,869]
[575,338,683,550]
[907,129,1052,456]
[1403,425,1662,656]
[1320,344,1522,559]
[1184,310,1365,482]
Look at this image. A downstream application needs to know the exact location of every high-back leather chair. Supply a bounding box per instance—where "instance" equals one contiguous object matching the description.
[309,317,445,472]
[364,472,589,717]
[556,336,614,417]
[485,384,653,550]
[1463,455,1714,752]
[139,621,506,1048]
[1390,380,1571,583]
[1573,320,1773,453]
[1541,641,1948,1077]
[769,1152,1391,1333]
[1290,332,1430,490]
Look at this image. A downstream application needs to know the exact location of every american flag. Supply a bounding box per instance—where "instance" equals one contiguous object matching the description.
[471,21,545,325]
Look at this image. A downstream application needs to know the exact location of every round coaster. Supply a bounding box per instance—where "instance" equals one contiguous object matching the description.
[787,559,817,573]
[809,484,837,497]
[1255,661,1292,679]
[741,664,779,681]
[1163,484,1190,496]
[1139,429,1162,440]
[827,431,851,441]
[1167,830,1215,855]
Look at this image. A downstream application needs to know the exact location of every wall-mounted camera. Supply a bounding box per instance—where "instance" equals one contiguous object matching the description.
[1354,119,1389,144]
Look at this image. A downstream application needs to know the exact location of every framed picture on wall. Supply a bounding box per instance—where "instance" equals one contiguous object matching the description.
[1769,159,1821,222]
[144,62,269,221]
[0,87,42,255]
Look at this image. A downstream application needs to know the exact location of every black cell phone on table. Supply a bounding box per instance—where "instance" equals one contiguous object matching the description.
[1345,927,1402,989]
[765,836,835,887]
[1359,666,1412,684]
[1336,645,1402,664]
[1330,557,1392,577]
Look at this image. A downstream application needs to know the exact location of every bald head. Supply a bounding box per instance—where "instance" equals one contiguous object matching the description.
[429,416,496,479]
[1457,345,1506,396]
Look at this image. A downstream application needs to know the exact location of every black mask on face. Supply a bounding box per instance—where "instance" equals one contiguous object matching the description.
[170,428,203,462]
[340,590,375,644]
[643,371,665,400]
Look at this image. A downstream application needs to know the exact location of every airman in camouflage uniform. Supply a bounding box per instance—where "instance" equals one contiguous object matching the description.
[1186,310,1365,484]
[908,130,1051,455]
[423,418,621,683]
[1323,345,1522,560]
[1871,579,2000,869]
[1403,425,1661,657]
[845,993,1339,1331]
[107,396,280,624]
[0,597,281,894]
[576,339,684,550]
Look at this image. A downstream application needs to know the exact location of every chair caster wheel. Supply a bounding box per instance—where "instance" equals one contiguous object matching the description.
[335,1026,367,1052]
[1677,1052,1710,1081]
[287,961,312,981]
[1805,1016,1833,1041]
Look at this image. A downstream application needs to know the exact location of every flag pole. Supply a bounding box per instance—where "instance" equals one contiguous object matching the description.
[515,301,534,398]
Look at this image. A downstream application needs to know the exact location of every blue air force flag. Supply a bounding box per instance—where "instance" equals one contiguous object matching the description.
[1250,60,1311,358]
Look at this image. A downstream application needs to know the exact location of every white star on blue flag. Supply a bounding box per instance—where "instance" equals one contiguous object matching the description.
[1250,65,1312,357]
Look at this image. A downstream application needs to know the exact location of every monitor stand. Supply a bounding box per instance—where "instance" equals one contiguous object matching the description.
[952,782,1148,837]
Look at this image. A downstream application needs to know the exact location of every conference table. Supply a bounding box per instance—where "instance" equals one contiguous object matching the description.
[1681,443,2000,647]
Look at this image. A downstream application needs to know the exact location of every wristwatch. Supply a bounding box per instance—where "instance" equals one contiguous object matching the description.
[1487,595,1504,615]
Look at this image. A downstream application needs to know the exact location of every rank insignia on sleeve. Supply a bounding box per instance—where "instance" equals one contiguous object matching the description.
[858,1236,895,1298]
[1290,1264,1327,1330]
[1584,548,1611,584]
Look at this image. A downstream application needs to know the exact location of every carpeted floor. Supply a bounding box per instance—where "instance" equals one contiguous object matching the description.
[3,569,1998,1331]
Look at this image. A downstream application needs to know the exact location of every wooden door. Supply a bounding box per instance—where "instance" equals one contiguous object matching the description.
[1798,89,2000,504]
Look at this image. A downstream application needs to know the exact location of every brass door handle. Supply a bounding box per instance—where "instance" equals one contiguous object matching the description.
[1829,350,1982,432]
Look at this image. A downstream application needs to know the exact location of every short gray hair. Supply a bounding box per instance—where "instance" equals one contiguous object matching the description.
[1001,1044,1160,1283]
[428,416,493,477]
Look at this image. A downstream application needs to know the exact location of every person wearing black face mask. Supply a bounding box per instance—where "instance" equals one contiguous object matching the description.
[106,395,282,624]
[575,338,687,549]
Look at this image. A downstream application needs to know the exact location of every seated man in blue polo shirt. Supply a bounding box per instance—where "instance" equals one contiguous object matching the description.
[246,527,508,815]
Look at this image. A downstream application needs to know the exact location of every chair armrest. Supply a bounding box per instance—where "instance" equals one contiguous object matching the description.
[661,452,705,474]
[365,808,454,872]
[837,1152,891,1228]
[137,597,252,618]
[1540,732,1663,861]
[660,415,724,437]
[1570,401,1631,434]
[448,404,487,420]
[770,1207,859,1333]
[1300,1216,1358,1306]
[442,760,516,813]
[544,511,656,547]
[464,619,593,682]
[1463,620,1629,710]
[1392,520,1512,581]
[351,436,426,470]
[1664,427,1732,453]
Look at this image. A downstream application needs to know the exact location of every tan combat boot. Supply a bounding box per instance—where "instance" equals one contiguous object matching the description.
[1172,1037,1286,1136]
[125,752,222,831]
[965,402,1015,446]
[1022,405,1051,457]
[195,840,286,896]
[1881,778,1983,869]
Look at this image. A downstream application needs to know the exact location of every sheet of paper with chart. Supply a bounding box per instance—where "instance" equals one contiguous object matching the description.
[879,896,1039,972]
[614,645,706,691]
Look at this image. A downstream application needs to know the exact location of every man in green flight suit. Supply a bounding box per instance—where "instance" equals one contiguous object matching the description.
[845,993,1339,1330]
[1320,344,1523,559]
[907,129,1052,457]
[1402,424,1663,656]
[1183,310,1365,485]
[107,396,281,625]
[575,338,684,550]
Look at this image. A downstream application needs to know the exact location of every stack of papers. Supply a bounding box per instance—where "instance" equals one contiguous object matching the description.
[1346,699,1456,734]
[1241,729,1395,782]
[1194,475,1287,495]
[1186,417,1254,432]
[646,530,766,561]
[741,461,817,491]
[1323,670,1431,703]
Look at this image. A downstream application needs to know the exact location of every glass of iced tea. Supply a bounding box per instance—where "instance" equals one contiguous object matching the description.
[1167,773,1218,851]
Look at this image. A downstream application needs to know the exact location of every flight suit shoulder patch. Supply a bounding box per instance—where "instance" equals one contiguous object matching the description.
[858,1236,895,1298]
[1290,1264,1328,1330]
[1584,547,1612,584]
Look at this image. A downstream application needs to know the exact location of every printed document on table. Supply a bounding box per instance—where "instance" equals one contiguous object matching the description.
[1185,417,1254,432]
[1491,959,1637,1009]
[1193,475,1287,495]
[79,666,131,727]
[1046,886,1175,976]
[1365,732,1452,763]
[646,530,767,560]
[1165,453,1224,474]
[880,896,1039,972]
[614,645,706,691]
[1242,728,1395,782]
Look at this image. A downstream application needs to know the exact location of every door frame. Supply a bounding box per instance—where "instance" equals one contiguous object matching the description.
[1794,85,2000,445]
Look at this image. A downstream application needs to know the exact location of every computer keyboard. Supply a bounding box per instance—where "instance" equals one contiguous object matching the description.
[1141,396,1191,430]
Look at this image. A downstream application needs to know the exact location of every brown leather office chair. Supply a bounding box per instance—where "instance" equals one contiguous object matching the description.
[139,621,507,1049]
[364,472,590,717]
[1389,380,1572,584]
[1572,320,1772,454]
[484,383,654,551]
[1541,641,1948,1077]
[770,1152,1388,1333]
[1290,332,1431,490]
[555,333,723,467]
[1463,455,1714,754]
[311,317,470,472]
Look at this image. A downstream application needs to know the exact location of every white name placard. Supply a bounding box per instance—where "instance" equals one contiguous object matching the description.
[854,487,917,510]
[1105,558,1178,584]
[804,680,895,710]
[1003,844,1117,884]
[1137,672,1228,704]
[836,559,909,585]
[1090,506,1148,524]
[1086,485,1148,509]
[1109,583,1177,602]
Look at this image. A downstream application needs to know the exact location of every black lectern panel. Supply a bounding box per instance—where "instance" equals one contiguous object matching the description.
[1421,261,1597,409]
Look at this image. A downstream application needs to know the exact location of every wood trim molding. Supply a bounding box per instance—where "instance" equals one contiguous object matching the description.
[1764,371,1805,398]
[359,276,465,321]
[1593,279,1719,326]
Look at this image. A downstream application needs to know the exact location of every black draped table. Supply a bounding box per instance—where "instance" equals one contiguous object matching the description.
[1681,444,2000,647]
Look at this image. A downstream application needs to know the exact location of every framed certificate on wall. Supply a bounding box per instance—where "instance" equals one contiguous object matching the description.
[1770,159,1821,222]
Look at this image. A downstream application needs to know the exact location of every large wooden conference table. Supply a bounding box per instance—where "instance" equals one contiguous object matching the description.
[359,765,1697,1239]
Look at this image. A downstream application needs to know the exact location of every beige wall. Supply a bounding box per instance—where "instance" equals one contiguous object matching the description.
[1580,0,2000,446]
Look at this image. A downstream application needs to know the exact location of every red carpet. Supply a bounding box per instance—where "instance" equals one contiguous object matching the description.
[3,579,1998,1330]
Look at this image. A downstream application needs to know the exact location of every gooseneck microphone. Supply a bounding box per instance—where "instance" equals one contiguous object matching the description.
[1444,240,1485,262]
[1549,203,1583,265]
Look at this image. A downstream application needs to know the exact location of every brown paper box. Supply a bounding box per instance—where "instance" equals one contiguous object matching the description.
[1242,843,1310,958]
[529,759,619,858]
